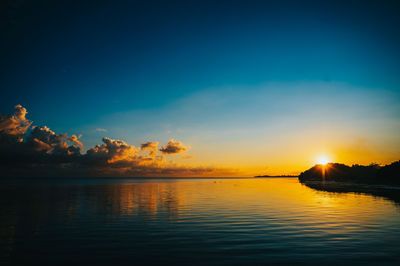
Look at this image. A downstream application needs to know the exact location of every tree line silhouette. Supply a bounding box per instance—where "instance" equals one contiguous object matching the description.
[299,160,400,185]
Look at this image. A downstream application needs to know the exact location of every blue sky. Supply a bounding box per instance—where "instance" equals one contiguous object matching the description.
[1,0,400,174]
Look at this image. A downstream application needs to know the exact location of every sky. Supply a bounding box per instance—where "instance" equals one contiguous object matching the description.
[1,0,400,176]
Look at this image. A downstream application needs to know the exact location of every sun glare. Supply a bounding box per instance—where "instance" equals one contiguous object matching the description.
[317,156,330,165]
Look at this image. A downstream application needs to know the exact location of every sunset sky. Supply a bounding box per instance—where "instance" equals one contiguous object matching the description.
[1,0,400,176]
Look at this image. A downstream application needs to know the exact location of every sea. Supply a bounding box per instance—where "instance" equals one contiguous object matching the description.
[1,177,399,265]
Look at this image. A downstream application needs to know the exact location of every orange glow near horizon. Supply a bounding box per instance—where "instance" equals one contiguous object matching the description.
[181,125,400,177]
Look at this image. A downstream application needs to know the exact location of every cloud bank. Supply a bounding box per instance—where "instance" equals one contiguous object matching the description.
[0,105,228,177]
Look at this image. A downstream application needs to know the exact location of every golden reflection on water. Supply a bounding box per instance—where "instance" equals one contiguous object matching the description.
[100,182,190,217]
[1,178,400,261]
[104,178,398,226]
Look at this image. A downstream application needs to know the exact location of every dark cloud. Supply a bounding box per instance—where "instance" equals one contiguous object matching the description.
[159,139,189,154]
[0,106,83,171]
[0,105,226,177]
[27,126,82,155]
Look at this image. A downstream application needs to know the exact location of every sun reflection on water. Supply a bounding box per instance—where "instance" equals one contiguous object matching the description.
[0,178,399,264]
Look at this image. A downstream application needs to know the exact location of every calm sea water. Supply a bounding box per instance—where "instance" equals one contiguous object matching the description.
[0,178,399,265]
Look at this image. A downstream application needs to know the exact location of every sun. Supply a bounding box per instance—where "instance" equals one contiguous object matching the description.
[316,156,330,165]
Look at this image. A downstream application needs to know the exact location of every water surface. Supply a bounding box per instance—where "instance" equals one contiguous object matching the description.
[1,178,399,265]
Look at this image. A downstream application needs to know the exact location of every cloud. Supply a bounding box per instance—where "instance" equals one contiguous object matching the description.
[86,137,138,164]
[140,141,158,156]
[0,104,32,138]
[0,105,232,178]
[68,134,83,150]
[95,128,107,132]
[159,139,189,154]
[27,126,82,155]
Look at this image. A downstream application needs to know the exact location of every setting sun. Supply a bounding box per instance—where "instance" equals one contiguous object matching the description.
[316,156,330,165]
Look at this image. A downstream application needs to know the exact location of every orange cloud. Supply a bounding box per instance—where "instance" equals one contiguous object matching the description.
[0,104,32,138]
[160,139,189,154]
[140,141,159,156]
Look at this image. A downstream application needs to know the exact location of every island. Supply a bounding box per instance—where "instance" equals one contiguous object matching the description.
[298,160,400,203]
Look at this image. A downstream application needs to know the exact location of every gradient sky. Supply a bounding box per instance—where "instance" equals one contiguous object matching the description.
[1,0,400,175]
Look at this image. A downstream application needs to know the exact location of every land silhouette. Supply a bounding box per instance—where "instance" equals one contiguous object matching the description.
[298,161,400,203]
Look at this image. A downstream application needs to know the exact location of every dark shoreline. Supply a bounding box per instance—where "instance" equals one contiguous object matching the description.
[298,161,400,204]
[300,180,400,204]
